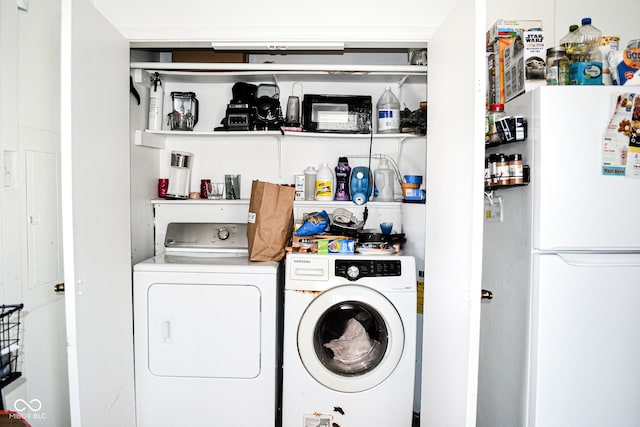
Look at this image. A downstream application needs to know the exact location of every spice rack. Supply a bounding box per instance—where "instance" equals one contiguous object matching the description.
[485,118,528,149]
[485,117,529,191]
[484,165,530,191]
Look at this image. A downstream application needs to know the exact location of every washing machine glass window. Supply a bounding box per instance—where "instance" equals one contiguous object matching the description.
[297,284,405,393]
[314,300,388,376]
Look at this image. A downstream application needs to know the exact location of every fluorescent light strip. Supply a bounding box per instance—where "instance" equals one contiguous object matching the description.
[211,42,345,51]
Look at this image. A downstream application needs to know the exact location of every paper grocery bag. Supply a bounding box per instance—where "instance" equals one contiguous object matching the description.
[247,180,295,262]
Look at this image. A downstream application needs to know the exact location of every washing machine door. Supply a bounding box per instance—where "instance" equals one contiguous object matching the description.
[297,284,404,393]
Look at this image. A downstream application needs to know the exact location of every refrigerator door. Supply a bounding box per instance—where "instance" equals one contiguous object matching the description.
[529,252,640,427]
[531,86,640,251]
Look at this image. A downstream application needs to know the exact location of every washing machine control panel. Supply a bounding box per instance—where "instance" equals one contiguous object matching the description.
[335,259,401,281]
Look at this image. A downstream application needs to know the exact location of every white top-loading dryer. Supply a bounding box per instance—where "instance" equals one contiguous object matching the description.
[133,223,282,427]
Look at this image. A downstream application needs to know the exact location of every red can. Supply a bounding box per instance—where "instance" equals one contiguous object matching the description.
[158,178,168,198]
[200,179,211,199]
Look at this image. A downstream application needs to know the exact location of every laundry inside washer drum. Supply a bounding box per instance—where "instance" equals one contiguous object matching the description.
[323,318,384,372]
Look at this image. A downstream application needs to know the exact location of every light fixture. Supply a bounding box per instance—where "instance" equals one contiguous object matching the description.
[211,42,345,51]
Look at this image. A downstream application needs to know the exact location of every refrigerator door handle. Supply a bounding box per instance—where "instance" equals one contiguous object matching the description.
[557,253,640,268]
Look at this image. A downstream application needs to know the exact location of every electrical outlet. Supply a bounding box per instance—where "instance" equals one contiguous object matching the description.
[484,196,503,222]
[17,0,28,11]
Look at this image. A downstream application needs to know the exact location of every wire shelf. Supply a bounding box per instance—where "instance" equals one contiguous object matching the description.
[0,304,24,392]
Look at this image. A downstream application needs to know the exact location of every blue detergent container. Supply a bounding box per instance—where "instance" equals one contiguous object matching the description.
[350,166,372,205]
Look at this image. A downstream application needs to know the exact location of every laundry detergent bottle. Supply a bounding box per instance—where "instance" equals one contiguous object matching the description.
[315,163,334,201]
[334,157,351,201]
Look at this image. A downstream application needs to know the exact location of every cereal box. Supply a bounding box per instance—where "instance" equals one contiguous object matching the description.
[487,19,543,46]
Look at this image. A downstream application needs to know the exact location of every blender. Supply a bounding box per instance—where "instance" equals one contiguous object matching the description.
[167,92,199,131]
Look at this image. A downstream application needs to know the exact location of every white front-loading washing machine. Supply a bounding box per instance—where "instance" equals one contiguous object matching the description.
[282,252,416,427]
[133,223,282,427]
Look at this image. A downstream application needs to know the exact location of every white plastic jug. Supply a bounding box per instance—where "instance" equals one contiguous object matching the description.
[315,163,334,201]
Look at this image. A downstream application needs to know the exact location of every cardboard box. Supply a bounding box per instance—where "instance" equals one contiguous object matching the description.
[291,234,354,254]
[172,49,248,63]
[488,30,546,104]
[317,239,355,254]
[487,19,543,46]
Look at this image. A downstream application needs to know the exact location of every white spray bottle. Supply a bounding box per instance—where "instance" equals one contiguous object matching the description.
[148,72,164,130]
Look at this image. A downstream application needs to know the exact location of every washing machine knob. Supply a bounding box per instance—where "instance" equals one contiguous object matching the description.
[217,227,230,240]
[346,265,360,280]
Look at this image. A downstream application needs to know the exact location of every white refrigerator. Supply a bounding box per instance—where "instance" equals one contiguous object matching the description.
[478,86,640,427]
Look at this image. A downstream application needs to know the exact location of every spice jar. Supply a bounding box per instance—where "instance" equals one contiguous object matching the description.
[488,154,499,186]
[508,154,524,185]
[496,153,509,186]
[484,157,491,187]
[546,47,570,86]
[487,104,506,144]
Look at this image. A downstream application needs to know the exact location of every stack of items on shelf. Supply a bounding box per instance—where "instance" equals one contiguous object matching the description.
[486,19,546,105]
[542,17,639,87]
[288,208,406,255]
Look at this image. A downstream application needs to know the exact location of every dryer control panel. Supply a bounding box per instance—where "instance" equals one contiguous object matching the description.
[335,259,401,281]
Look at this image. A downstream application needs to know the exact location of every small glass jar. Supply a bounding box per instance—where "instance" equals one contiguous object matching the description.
[495,153,510,186]
[508,154,524,185]
[487,104,506,144]
[546,47,570,86]
[488,154,499,186]
[484,157,491,187]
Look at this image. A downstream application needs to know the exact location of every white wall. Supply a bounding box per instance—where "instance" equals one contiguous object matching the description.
[0,0,70,425]
[93,0,454,46]
[486,0,640,48]
[0,0,21,309]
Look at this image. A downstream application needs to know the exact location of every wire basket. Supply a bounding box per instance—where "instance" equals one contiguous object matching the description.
[0,304,24,388]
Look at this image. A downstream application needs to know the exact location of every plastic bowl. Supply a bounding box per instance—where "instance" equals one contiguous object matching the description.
[404,175,423,185]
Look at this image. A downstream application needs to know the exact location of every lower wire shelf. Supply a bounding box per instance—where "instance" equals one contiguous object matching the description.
[0,304,24,410]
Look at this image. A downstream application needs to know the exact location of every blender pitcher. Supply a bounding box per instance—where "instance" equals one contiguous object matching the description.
[168,92,199,131]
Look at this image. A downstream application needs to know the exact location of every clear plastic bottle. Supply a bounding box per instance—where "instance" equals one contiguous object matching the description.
[304,166,317,200]
[374,159,395,201]
[570,17,603,85]
[376,87,401,134]
[334,157,351,201]
[315,163,334,201]
[560,24,580,63]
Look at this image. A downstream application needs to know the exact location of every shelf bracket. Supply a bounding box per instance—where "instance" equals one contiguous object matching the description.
[134,130,166,149]
[132,68,144,84]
